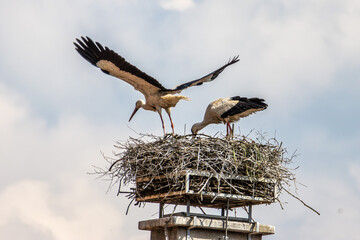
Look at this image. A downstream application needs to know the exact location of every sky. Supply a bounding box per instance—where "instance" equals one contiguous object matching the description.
[0,0,359,239]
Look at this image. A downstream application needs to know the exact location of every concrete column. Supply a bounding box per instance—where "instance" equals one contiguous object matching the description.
[139,216,274,240]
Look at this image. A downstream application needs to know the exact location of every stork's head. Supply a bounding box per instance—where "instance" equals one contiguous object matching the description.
[129,99,145,122]
[191,121,209,136]
[191,123,200,135]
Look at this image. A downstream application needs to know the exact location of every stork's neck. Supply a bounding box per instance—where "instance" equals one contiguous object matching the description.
[192,121,209,133]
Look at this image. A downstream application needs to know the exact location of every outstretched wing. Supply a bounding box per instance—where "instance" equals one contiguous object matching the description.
[221,96,267,118]
[166,56,239,94]
[74,36,168,96]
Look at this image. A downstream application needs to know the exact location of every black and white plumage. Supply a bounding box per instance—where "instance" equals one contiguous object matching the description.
[74,36,239,134]
[191,96,268,135]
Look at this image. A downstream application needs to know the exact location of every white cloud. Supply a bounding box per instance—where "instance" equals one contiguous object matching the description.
[0,179,123,240]
[255,172,360,240]
[0,84,28,130]
[0,80,171,188]
[0,82,152,239]
[349,164,360,191]
[159,0,195,11]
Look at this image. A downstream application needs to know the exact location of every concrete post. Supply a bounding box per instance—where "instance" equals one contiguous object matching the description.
[139,216,274,240]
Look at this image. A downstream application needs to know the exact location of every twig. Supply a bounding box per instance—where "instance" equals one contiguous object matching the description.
[283,188,320,215]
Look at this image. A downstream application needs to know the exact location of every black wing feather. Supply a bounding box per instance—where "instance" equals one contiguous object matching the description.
[74,42,98,65]
[74,36,168,91]
[221,96,268,118]
[166,55,239,93]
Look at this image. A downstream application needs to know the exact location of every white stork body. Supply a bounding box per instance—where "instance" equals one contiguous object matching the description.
[191,96,268,136]
[74,36,239,134]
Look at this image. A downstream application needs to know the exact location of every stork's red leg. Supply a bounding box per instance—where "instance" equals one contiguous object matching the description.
[165,108,174,135]
[169,115,175,135]
[158,111,166,135]
[226,122,231,136]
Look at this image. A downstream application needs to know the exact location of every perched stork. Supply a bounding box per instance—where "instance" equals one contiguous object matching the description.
[74,36,239,134]
[191,96,268,136]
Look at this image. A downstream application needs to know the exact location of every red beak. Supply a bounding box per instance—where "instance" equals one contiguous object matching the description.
[129,107,139,122]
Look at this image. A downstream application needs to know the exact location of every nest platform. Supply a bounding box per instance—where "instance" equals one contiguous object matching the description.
[98,133,295,210]
[136,170,276,209]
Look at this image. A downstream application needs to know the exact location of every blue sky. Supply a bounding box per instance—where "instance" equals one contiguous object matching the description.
[0,0,359,239]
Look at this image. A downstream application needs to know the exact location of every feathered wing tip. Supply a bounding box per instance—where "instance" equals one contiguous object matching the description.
[210,55,240,80]
[228,55,240,64]
[73,36,168,91]
[221,55,240,73]
[73,36,103,66]
[166,55,240,94]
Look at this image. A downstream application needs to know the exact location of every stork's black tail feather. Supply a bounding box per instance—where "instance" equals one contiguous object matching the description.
[230,96,268,108]
[221,96,267,118]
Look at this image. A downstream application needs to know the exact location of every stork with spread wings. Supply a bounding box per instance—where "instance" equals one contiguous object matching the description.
[74,36,239,134]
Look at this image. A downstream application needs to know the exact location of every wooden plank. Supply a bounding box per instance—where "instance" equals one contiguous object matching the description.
[136,170,276,184]
[135,170,276,208]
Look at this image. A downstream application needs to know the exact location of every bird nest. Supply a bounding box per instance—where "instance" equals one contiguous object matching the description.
[93,132,321,214]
